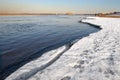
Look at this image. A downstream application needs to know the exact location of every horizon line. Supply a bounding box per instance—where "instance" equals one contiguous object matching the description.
[0,13,96,15]
[0,11,119,16]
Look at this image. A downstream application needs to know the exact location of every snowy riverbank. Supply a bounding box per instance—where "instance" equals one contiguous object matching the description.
[6,17,120,80]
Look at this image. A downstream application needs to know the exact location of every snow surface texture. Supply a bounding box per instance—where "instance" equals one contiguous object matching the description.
[6,17,120,80]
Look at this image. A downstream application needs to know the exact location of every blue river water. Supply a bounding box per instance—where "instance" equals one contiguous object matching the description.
[0,15,100,79]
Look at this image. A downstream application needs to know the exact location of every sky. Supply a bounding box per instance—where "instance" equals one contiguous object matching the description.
[0,0,120,14]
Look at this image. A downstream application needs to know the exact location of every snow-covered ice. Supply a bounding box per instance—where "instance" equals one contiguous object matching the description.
[5,45,67,80]
[6,17,120,80]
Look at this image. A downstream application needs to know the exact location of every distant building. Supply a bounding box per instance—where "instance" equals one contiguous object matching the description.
[66,12,73,15]
[95,13,105,16]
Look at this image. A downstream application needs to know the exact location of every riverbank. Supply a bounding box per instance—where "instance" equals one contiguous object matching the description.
[6,17,120,80]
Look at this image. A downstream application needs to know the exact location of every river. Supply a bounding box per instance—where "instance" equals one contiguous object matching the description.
[0,15,100,79]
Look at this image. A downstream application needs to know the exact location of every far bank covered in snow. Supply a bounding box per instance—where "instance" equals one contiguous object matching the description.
[6,17,120,80]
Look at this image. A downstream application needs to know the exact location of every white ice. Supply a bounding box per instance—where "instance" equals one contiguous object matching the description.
[6,17,120,80]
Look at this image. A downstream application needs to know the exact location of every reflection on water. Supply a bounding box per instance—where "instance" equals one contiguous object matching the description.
[0,15,100,79]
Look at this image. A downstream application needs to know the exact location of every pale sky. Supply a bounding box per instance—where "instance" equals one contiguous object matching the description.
[0,0,120,14]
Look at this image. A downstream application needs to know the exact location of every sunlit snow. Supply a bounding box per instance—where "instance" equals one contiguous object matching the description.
[6,17,120,80]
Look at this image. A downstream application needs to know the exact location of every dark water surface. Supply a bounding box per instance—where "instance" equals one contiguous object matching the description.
[0,15,99,79]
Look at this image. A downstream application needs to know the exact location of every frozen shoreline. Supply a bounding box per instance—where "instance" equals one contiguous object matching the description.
[6,17,120,80]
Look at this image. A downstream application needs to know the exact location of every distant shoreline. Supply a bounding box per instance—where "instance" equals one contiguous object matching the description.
[0,14,56,16]
[0,13,95,16]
